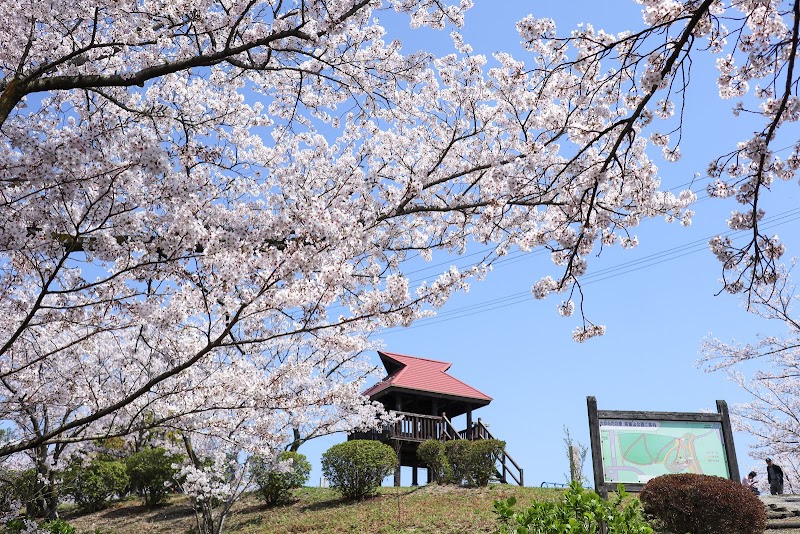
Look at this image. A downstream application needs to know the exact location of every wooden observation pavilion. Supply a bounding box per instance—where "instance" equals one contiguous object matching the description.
[351,351,523,486]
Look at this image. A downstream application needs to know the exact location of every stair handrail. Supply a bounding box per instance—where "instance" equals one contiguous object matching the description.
[441,413,460,440]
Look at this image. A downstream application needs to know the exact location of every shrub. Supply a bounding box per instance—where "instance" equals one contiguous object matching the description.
[126,447,183,507]
[321,440,397,499]
[251,451,311,506]
[417,440,451,484]
[493,481,654,534]
[61,459,128,512]
[3,468,39,516]
[440,439,505,486]
[639,473,766,534]
[467,439,505,486]
[443,440,471,484]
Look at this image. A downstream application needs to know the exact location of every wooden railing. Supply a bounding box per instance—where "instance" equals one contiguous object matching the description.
[441,413,461,440]
[385,412,450,442]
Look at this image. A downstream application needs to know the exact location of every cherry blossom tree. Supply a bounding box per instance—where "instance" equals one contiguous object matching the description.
[511,0,800,478]
[512,0,800,299]
[0,0,798,522]
[700,272,800,485]
[0,0,700,478]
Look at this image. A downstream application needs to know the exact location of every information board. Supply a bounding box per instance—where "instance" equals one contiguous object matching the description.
[599,419,729,484]
[587,397,739,496]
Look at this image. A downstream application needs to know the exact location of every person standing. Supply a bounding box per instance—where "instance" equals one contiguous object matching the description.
[766,458,785,495]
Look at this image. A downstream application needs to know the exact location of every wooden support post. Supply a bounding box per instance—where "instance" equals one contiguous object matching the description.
[587,396,608,499]
[717,399,740,482]
[412,459,418,486]
[467,411,473,438]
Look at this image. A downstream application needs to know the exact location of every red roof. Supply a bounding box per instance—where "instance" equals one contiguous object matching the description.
[363,351,492,402]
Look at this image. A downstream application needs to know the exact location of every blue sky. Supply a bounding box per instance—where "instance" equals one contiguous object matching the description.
[301,0,800,488]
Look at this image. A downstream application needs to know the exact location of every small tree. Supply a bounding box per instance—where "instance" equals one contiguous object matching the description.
[126,448,182,507]
[60,458,129,512]
[251,451,311,506]
[563,426,588,485]
[321,440,397,500]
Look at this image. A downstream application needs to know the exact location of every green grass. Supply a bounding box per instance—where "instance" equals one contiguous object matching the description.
[64,485,562,533]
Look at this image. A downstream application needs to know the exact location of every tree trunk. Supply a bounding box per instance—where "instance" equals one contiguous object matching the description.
[33,445,59,519]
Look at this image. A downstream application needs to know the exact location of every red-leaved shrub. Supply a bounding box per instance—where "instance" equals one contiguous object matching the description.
[639,473,766,534]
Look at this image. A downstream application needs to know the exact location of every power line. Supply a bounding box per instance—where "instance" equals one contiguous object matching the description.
[379,207,800,334]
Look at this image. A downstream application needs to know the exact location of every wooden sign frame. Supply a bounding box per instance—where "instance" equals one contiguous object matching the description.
[587,396,739,497]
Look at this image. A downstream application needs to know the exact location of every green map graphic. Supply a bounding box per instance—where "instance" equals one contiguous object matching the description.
[599,419,729,484]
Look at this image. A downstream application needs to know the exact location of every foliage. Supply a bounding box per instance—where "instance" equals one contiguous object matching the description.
[126,447,182,507]
[61,458,129,512]
[321,440,397,500]
[441,439,505,487]
[2,469,42,517]
[639,473,766,534]
[251,451,311,506]
[467,440,506,487]
[417,440,451,484]
[41,519,77,534]
[443,440,471,485]
[4,518,76,534]
[493,482,653,534]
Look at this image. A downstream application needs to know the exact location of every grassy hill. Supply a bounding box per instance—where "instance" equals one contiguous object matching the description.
[64,485,561,534]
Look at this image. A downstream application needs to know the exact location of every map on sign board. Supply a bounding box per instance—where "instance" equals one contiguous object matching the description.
[599,419,730,484]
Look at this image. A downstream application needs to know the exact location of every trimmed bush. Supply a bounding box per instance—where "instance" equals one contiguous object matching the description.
[61,459,128,512]
[126,447,183,507]
[251,451,311,506]
[321,440,397,499]
[639,473,766,534]
[441,439,505,486]
[467,439,505,486]
[417,440,451,484]
[443,440,471,484]
[494,481,653,534]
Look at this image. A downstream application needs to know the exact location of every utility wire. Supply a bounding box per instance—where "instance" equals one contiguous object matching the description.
[380,207,800,334]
